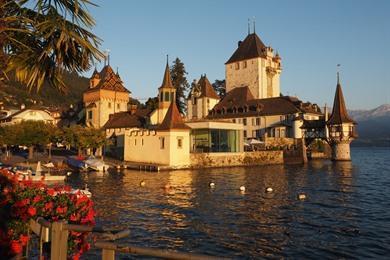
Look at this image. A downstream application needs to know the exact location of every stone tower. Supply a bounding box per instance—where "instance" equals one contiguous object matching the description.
[154,61,176,124]
[327,73,357,161]
[83,65,130,128]
[225,31,282,99]
[187,75,220,120]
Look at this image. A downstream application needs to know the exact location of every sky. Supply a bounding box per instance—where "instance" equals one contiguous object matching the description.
[86,0,390,110]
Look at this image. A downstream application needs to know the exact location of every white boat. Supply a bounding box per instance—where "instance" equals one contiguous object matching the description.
[84,157,110,172]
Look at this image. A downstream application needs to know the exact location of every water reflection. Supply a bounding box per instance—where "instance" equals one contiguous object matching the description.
[69,148,390,259]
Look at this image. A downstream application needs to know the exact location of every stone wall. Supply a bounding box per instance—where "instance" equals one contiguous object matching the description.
[189,150,283,168]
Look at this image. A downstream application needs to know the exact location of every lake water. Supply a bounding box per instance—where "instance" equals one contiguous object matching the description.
[69,147,390,259]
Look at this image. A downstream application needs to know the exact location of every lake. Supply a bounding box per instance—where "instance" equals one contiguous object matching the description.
[68,147,390,259]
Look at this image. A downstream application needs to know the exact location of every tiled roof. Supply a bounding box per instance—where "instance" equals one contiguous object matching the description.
[208,87,322,119]
[157,102,190,130]
[226,33,267,64]
[197,75,220,99]
[86,65,130,93]
[103,108,151,129]
[327,79,355,125]
[159,62,174,89]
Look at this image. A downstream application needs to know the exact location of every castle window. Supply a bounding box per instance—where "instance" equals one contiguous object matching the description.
[170,92,175,101]
[160,93,164,102]
[193,97,197,105]
[243,118,247,126]
[88,110,92,120]
[142,138,144,146]
[134,139,137,146]
[243,61,247,68]
[164,92,170,102]
[235,62,240,70]
[160,137,165,149]
[108,102,111,109]
[177,137,183,149]
[117,103,120,110]
[256,118,261,126]
[244,130,247,138]
[232,119,236,123]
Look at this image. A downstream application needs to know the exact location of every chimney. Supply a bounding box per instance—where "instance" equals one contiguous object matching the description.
[238,41,242,47]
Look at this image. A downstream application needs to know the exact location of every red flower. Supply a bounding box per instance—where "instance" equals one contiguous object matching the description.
[33,195,42,203]
[44,201,54,211]
[10,240,23,254]
[27,206,36,217]
[70,213,79,222]
[47,188,56,196]
[19,235,29,246]
[56,206,68,215]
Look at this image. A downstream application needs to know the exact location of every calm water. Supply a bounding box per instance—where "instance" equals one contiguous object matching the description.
[69,147,390,259]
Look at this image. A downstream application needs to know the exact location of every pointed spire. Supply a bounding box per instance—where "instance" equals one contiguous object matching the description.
[248,18,250,35]
[327,72,355,125]
[253,16,256,33]
[160,57,174,89]
[116,66,119,76]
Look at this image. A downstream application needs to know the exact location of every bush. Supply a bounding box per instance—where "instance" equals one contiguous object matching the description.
[0,170,95,259]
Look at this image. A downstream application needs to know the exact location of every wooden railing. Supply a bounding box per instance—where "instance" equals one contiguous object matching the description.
[29,217,223,260]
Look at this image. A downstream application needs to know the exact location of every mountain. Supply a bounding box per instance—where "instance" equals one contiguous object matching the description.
[349,104,390,147]
[0,71,89,108]
[349,104,390,121]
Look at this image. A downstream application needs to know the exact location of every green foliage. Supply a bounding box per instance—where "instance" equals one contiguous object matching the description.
[212,79,226,98]
[2,0,103,91]
[170,58,190,114]
[61,125,105,154]
[144,97,159,111]
[0,121,54,147]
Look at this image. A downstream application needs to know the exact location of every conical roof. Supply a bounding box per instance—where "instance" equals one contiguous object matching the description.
[328,75,355,125]
[226,33,267,64]
[157,102,189,130]
[198,75,220,99]
[159,62,174,89]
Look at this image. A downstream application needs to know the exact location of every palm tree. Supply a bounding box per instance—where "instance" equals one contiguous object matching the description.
[1,0,103,91]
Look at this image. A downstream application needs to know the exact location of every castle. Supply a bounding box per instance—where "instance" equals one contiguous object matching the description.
[82,29,357,166]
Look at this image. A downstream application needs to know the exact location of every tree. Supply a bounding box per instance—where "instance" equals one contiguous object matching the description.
[68,125,105,156]
[1,0,103,91]
[170,58,190,114]
[212,79,226,98]
[10,121,53,159]
[144,97,159,111]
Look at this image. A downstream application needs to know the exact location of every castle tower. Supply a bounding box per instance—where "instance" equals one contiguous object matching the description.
[225,31,282,99]
[156,60,176,124]
[83,65,131,128]
[327,73,357,161]
[187,74,220,120]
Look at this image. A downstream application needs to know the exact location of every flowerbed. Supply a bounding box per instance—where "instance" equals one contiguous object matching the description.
[0,169,95,259]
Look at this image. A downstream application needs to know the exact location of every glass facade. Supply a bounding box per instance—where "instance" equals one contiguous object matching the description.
[191,129,239,153]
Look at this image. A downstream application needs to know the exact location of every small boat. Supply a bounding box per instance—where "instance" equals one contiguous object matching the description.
[66,156,88,171]
[84,157,109,172]
[71,185,92,198]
